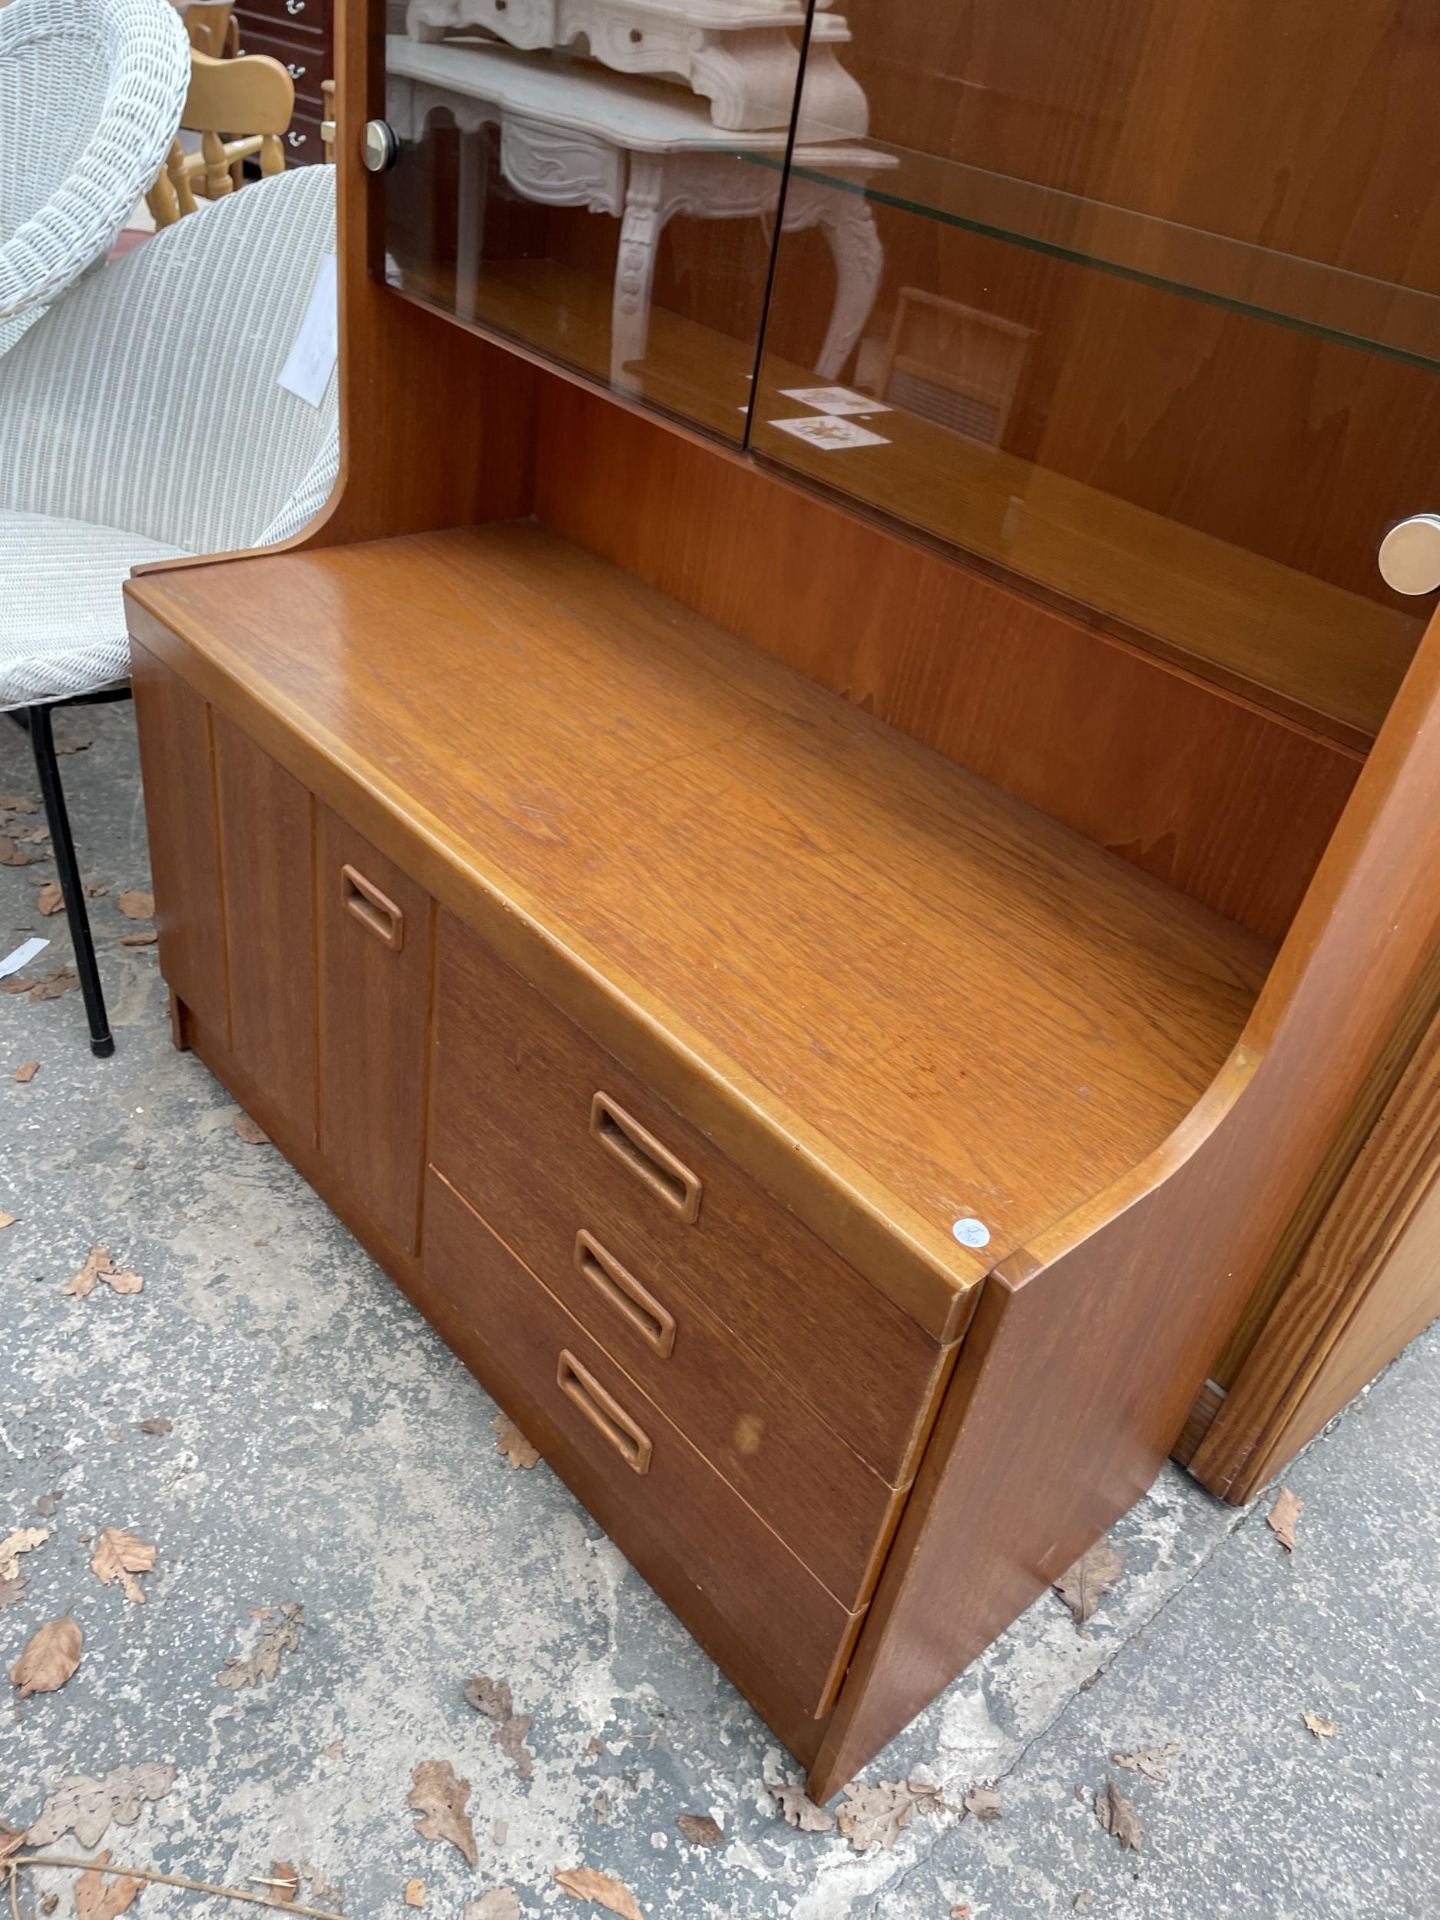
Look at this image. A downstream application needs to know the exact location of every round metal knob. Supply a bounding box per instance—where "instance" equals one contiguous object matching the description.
[1378,515,1440,596]
[362,120,400,174]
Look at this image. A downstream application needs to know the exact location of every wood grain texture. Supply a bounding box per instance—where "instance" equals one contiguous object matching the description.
[535,378,1360,945]
[424,1167,864,1723]
[317,807,433,1253]
[431,913,949,1512]
[1187,980,1440,1500]
[213,713,317,1144]
[132,645,229,1041]
[809,604,1440,1801]
[124,523,1271,1336]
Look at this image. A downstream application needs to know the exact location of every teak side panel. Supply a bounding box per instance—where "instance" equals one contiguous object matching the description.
[132,645,229,1041]
[808,605,1440,1801]
[1187,986,1440,1501]
[213,714,317,1144]
[316,807,434,1254]
[533,378,1360,948]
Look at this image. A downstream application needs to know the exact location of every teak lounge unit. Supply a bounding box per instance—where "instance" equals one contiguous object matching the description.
[124,0,1440,1799]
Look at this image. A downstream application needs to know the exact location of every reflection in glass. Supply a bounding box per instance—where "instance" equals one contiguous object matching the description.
[748,1,1440,743]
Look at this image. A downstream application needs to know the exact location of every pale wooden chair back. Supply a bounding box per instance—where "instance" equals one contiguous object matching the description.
[146,47,294,226]
[181,3,238,59]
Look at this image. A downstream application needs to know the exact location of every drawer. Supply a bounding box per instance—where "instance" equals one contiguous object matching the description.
[228,17,326,101]
[431,916,951,1486]
[281,107,327,167]
[317,810,433,1251]
[424,1169,864,1721]
[233,0,330,39]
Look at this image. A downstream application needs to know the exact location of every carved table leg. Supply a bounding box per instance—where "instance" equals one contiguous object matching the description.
[787,179,885,383]
[612,154,666,390]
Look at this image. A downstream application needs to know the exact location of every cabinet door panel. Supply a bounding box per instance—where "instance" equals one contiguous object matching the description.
[132,644,228,1038]
[316,807,432,1250]
[214,714,316,1143]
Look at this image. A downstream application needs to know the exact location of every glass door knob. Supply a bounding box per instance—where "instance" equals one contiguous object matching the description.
[1378,515,1440,596]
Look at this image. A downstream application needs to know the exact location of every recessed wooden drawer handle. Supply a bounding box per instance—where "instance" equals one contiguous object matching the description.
[576,1230,677,1359]
[341,864,405,951]
[590,1093,702,1223]
[556,1349,653,1475]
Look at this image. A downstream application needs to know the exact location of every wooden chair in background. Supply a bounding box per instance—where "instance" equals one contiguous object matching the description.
[180,2,238,58]
[146,47,294,225]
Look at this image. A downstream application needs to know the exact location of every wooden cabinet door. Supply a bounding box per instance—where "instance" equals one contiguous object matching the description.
[316,807,433,1252]
[213,714,316,1143]
[132,645,228,1039]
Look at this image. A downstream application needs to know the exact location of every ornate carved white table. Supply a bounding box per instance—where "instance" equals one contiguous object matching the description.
[386,36,892,388]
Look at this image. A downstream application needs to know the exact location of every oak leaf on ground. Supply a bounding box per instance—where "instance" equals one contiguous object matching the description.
[216,1601,303,1688]
[408,1760,477,1866]
[768,1782,835,1833]
[62,1247,144,1299]
[0,1821,26,1863]
[116,891,155,920]
[0,1211,14,1229]
[1094,1781,1142,1850]
[90,1527,157,1604]
[402,1881,425,1908]
[461,1895,520,1920]
[10,1616,82,1696]
[232,1112,269,1145]
[136,1418,174,1436]
[1267,1487,1303,1554]
[36,883,64,916]
[15,1061,39,1082]
[0,1527,49,1581]
[553,1867,644,1919]
[963,1786,1001,1822]
[836,1780,943,1852]
[464,1675,535,1781]
[492,1413,539,1470]
[1112,1743,1181,1783]
[26,1761,177,1848]
[675,1814,723,1848]
[263,1863,300,1905]
[1054,1542,1125,1624]
[75,1854,142,1920]
[1303,1712,1338,1740]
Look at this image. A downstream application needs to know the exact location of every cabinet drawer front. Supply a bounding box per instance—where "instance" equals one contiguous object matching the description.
[228,18,325,102]
[233,0,330,41]
[424,1170,863,1720]
[318,809,432,1251]
[431,916,948,1485]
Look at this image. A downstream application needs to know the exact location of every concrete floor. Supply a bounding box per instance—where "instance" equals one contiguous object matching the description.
[3,703,1438,1920]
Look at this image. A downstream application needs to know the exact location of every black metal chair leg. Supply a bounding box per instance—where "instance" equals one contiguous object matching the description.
[26,703,114,1057]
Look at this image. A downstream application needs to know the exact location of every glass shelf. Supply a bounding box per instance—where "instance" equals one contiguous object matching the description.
[757,143,1440,375]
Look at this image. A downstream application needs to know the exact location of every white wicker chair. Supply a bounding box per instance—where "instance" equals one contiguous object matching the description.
[0,0,191,357]
[0,164,340,1054]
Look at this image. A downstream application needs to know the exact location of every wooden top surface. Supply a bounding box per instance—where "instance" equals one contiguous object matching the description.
[127,522,1272,1336]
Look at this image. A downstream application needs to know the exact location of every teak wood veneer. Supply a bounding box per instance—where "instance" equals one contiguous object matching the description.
[123,0,1440,1801]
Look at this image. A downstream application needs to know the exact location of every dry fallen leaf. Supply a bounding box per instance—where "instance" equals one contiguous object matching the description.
[10,1616,83,1697]
[1268,1486,1303,1553]
[62,1246,145,1299]
[462,1895,520,1920]
[90,1527,157,1605]
[263,1863,300,1905]
[217,1601,303,1688]
[408,1760,477,1867]
[36,882,64,916]
[962,1785,1001,1822]
[950,1906,973,1919]
[768,1782,835,1833]
[75,1851,142,1920]
[0,1211,15,1229]
[135,1417,174,1436]
[1303,1712,1338,1740]
[0,1821,25,1863]
[0,1578,26,1610]
[553,1867,644,1920]
[116,890,154,919]
[0,1527,50,1581]
[492,1412,539,1470]
[0,794,38,815]
[54,733,94,756]
[2,967,79,1001]
[232,1111,270,1145]
[1112,1743,1181,1784]
[86,884,108,898]
[676,1814,723,1848]
[836,1780,942,1852]
[464,1675,535,1781]
[403,1881,425,1909]
[1054,1541,1125,1624]
[15,1061,39,1083]
[0,836,34,867]
[120,931,158,948]
[26,1761,177,1848]
[1094,1781,1142,1851]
